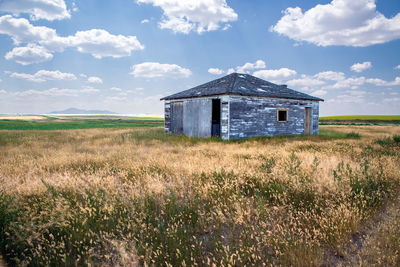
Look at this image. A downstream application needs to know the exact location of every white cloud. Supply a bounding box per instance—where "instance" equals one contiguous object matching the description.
[79,74,87,78]
[0,15,145,62]
[141,19,150,24]
[236,60,266,73]
[208,68,225,75]
[365,78,387,86]
[226,68,235,74]
[80,86,100,93]
[14,87,99,97]
[312,89,327,97]
[130,62,192,78]
[72,2,78,12]
[137,0,238,34]
[9,70,77,82]
[271,0,400,47]
[329,77,367,89]
[395,65,400,70]
[209,60,266,75]
[253,68,297,81]
[4,44,53,65]
[383,97,400,102]
[335,94,365,103]
[0,0,70,21]
[110,87,122,91]
[328,75,400,89]
[67,29,144,59]
[87,76,103,84]
[314,71,345,81]
[389,77,400,86]
[0,15,58,45]
[286,75,325,87]
[351,61,372,72]
[222,24,231,31]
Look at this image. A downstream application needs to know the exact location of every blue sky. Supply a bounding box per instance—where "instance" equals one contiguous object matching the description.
[0,0,399,115]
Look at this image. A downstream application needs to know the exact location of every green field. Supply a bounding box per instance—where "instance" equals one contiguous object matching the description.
[320,115,400,121]
[0,118,164,130]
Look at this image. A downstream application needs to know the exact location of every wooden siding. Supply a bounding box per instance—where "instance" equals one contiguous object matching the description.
[164,95,320,140]
[164,101,171,133]
[229,96,319,139]
[183,98,212,138]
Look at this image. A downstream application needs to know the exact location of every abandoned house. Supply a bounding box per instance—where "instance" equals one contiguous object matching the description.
[160,73,323,140]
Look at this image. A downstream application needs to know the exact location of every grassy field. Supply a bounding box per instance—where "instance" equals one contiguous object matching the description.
[0,125,400,266]
[320,115,400,125]
[0,117,163,130]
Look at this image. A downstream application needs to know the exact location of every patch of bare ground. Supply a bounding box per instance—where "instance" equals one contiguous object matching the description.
[326,191,400,266]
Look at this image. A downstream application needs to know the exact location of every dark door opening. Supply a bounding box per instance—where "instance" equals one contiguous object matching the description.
[211,99,221,136]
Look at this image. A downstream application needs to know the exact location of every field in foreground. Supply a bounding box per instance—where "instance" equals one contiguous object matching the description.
[0,126,400,266]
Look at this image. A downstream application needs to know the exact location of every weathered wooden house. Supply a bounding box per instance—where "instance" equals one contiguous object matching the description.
[160,73,323,140]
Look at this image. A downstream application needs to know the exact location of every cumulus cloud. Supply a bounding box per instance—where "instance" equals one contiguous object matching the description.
[209,60,266,75]
[314,71,345,81]
[68,29,144,59]
[87,76,103,84]
[395,65,400,70]
[141,19,150,24]
[0,0,70,21]
[110,87,122,91]
[130,62,192,78]
[383,97,400,102]
[351,61,372,72]
[253,68,297,81]
[9,70,77,82]
[327,75,400,89]
[329,77,367,89]
[286,76,325,87]
[137,0,238,34]
[312,89,328,97]
[271,0,400,47]
[0,15,58,45]
[208,68,225,75]
[236,60,266,73]
[0,15,145,63]
[4,44,53,65]
[14,87,99,97]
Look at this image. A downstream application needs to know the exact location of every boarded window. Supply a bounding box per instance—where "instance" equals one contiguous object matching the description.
[277,109,288,122]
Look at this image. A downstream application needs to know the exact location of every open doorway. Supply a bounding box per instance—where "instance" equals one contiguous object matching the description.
[211,99,221,136]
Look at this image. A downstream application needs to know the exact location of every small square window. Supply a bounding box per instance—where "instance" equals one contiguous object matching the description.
[277,109,288,122]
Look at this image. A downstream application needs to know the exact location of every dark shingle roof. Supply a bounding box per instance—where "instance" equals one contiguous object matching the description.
[160,73,323,101]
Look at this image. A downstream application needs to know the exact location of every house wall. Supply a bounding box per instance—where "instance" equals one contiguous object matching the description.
[228,96,319,139]
[164,95,320,140]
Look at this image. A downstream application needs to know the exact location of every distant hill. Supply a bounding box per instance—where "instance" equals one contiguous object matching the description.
[50,108,116,114]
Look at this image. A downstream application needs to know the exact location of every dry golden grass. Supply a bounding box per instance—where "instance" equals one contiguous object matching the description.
[0,125,399,266]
